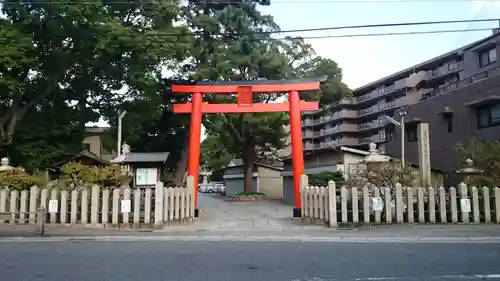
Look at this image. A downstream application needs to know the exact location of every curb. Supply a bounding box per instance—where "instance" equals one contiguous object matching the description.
[1,235,500,243]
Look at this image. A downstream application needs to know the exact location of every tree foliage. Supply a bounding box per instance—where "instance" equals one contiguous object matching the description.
[351,161,415,190]
[200,135,234,180]
[455,139,500,186]
[0,0,190,168]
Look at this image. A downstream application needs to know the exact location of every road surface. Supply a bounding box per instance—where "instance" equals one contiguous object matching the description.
[1,241,499,281]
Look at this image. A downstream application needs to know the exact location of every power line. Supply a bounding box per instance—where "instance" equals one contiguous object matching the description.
[267,18,500,35]
[454,0,489,47]
[274,27,493,40]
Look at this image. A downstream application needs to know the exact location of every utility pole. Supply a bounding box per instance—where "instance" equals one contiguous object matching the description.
[117,110,127,156]
[385,110,407,166]
[399,111,406,166]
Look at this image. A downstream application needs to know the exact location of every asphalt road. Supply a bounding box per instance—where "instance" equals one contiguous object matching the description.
[1,241,499,281]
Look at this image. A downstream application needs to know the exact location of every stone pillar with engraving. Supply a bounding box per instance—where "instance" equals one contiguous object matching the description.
[416,122,431,186]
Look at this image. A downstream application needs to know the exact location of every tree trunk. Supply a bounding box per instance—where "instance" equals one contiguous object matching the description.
[242,139,256,193]
[173,132,190,186]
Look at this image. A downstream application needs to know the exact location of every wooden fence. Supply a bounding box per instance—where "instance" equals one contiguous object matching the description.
[300,175,500,228]
[0,178,196,229]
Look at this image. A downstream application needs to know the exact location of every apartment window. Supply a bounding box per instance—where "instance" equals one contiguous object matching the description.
[444,115,453,133]
[479,47,497,67]
[448,62,459,71]
[477,103,500,128]
[82,143,91,152]
[406,124,418,142]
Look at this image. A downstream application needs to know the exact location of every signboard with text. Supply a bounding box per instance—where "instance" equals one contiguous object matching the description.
[135,168,157,185]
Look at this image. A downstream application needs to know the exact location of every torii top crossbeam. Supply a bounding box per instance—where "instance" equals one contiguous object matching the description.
[171,77,325,93]
[171,77,325,113]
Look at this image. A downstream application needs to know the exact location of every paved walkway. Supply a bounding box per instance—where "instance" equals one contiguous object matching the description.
[162,193,325,232]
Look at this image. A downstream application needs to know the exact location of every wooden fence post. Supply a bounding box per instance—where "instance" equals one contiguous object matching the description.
[154,182,164,226]
[395,183,404,223]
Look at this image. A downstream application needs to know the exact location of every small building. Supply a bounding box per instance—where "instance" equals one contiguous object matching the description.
[281,146,369,205]
[83,126,116,161]
[223,159,283,198]
[111,145,169,188]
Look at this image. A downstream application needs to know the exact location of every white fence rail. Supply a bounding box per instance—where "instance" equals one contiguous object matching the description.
[0,178,196,229]
[300,175,500,228]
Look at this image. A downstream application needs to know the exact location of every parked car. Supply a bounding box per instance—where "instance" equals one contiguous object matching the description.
[198,182,226,194]
[198,183,216,193]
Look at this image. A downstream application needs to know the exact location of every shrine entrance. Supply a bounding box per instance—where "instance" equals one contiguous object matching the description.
[172,78,322,217]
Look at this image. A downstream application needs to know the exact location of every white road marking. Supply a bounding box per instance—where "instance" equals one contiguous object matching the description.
[290,274,500,281]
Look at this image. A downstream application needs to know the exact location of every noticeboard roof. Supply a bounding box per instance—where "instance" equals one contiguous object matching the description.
[110,152,169,164]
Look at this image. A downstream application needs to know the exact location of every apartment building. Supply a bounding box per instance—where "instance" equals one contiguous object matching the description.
[385,32,500,181]
[301,27,500,155]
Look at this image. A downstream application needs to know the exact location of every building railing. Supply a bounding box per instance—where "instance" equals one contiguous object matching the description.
[421,66,500,101]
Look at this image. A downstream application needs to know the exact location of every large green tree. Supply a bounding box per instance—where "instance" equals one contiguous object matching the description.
[176,1,350,192]
[0,0,189,166]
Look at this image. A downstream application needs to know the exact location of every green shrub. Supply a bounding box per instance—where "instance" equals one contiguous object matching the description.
[57,162,130,189]
[0,168,44,190]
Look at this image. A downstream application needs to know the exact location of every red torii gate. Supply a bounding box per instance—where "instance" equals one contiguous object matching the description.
[172,78,322,217]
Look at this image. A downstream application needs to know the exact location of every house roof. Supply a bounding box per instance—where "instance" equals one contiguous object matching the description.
[282,146,369,161]
[53,150,111,167]
[227,158,283,171]
[110,152,169,164]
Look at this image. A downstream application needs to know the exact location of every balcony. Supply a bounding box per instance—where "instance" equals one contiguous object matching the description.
[358,107,373,116]
[358,133,387,145]
[420,66,500,101]
[378,100,396,109]
[302,118,314,127]
[303,142,315,151]
[302,130,313,138]
[358,122,373,130]
[309,110,357,125]
[429,61,463,79]
[355,78,407,104]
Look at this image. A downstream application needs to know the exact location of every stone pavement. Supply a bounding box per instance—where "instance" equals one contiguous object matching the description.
[168,193,326,232]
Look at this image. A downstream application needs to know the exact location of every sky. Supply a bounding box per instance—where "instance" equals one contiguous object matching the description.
[260,0,500,88]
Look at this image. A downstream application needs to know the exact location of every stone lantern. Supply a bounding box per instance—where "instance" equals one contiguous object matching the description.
[456,158,483,183]
[0,157,14,171]
[364,143,390,171]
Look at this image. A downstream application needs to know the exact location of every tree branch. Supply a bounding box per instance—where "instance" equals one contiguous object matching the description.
[220,113,243,143]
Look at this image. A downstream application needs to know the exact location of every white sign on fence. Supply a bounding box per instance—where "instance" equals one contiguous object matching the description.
[121,199,131,213]
[48,199,58,213]
[460,198,471,212]
[372,197,384,211]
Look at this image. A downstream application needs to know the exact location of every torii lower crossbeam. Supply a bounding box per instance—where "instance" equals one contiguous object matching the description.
[171,78,324,218]
[174,101,318,113]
